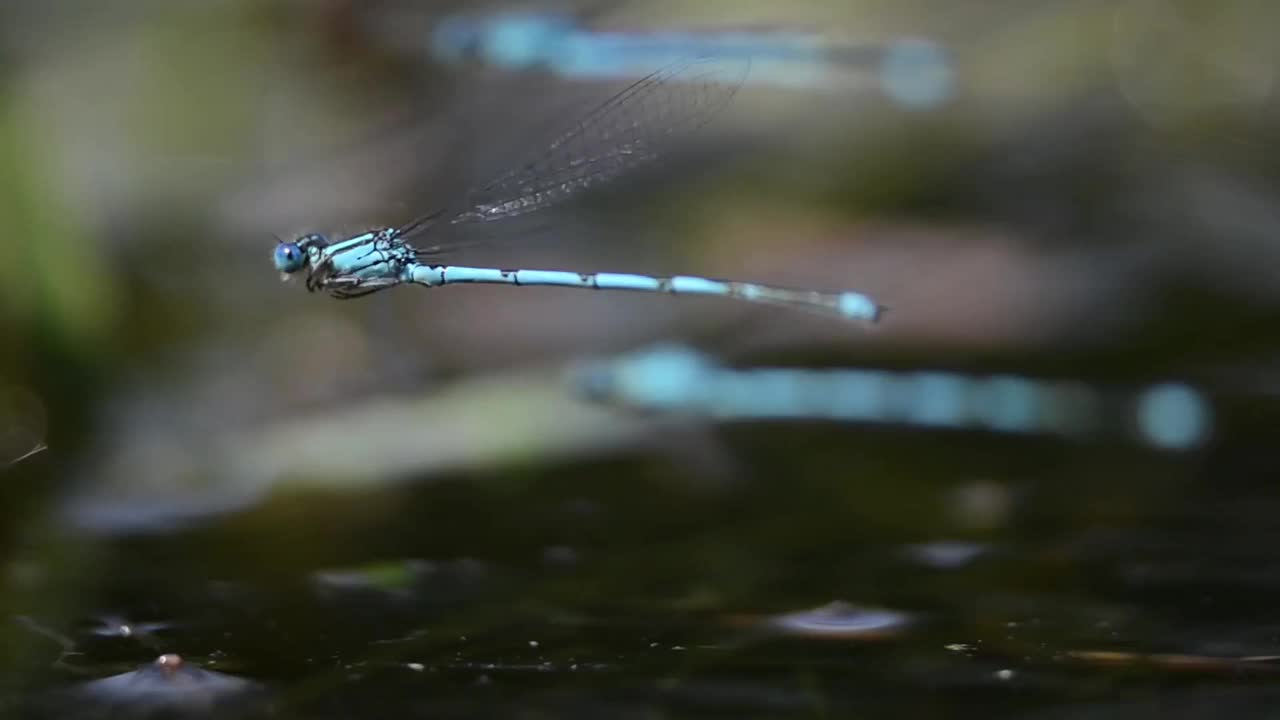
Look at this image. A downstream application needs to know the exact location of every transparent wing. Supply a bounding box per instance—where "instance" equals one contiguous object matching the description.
[397,55,750,247]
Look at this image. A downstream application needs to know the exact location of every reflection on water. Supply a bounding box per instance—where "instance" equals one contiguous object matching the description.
[423,10,954,107]
[570,343,1215,451]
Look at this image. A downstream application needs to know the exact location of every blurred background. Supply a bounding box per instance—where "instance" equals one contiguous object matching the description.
[3,0,1280,717]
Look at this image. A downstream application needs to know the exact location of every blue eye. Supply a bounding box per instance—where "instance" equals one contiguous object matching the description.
[273,243,306,273]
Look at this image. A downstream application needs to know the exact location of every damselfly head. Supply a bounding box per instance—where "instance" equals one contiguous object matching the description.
[273,241,307,275]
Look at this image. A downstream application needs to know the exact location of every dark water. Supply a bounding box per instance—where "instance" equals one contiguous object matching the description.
[7,413,1280,718]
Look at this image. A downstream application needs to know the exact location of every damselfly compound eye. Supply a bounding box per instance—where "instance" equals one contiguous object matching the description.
[273,243,306,273]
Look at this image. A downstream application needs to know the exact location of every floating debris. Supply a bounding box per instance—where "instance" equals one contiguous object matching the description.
[905,541,991,569]
[311,559,437,597]
[1064,649,1280,676]
[43,653,268,719]
[0,385,48,470]
[6,441,47,467]
[84,615,174,643]
[727,601,912,640]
